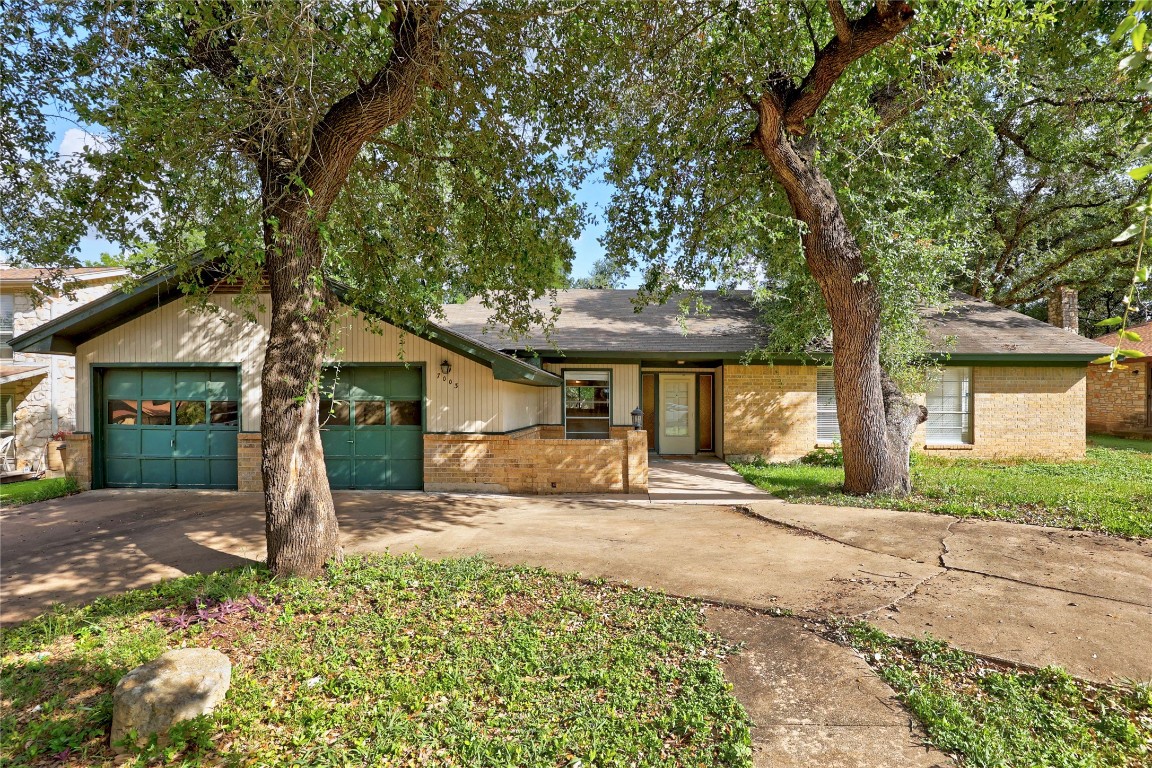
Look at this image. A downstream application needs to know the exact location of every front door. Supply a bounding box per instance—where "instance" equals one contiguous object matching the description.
[659,374,695,455]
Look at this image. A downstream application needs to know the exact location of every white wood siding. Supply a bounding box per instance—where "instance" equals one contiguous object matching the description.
[543,362,641,426]
[74,294,545,433]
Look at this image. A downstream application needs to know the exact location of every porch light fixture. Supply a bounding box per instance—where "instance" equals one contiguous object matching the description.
[631,406,643,431]
[440,360,452,376]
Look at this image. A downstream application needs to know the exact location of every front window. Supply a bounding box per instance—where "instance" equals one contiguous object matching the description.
[816,368,840,442]
[0,294,14,361]
[564,370,610,439]
[926,367,973,444]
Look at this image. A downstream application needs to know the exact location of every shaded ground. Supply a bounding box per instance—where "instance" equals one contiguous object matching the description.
[4,487,1148,684]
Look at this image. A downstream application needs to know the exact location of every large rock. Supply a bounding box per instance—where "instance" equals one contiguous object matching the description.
[110,648,231,750]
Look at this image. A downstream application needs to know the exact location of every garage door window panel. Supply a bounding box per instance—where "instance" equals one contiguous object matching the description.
[389,400,421,426]
[209,401,239,426]
[108,400,138,425]
[141,400,172,425]
[175,401,206,426]
[355,401,389,426]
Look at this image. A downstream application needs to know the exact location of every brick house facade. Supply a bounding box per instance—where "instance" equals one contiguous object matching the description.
[1086,321,1152,437]
[13,265,1110,493]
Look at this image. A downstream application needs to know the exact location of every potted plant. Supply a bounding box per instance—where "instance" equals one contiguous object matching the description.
[47,430,71,472]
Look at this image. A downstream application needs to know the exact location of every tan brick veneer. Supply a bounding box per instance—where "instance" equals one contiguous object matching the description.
[722,365,818,462]
[237,432,262,492]
[425,426,648,494]
[722,363,1088,462]
[62,432,92,491]
[959,366,1086,460]
[1086,362,1149,436]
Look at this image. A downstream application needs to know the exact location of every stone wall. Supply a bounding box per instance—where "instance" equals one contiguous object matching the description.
[722,364,818,462]
[7,282,118,467]
[1086,362,1149,436]
[424,426,648,494]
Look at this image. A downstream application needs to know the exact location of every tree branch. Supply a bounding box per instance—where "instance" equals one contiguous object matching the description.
[302,1,444,214]
[827,0,852,42]
[782,1,915,134]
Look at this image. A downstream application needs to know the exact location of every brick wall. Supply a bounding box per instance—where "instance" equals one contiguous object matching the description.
[424,427,648,494]
[722,364,818,462]
[237,432,262,492]
[1086,362,1149,436]
[961,366,1086,460]
[721,363,1088,463]
[62,432,92,491]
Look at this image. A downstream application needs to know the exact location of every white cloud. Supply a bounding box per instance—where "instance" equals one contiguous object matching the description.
[56,127,110,159]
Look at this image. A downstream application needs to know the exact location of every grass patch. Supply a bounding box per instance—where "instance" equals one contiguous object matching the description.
[1,554,752,767]
[732,438,1152,538]
[838,622,1152,767]
[0,477,80,508]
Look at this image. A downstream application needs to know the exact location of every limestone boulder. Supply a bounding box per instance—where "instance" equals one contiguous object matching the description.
[110,647,231,751]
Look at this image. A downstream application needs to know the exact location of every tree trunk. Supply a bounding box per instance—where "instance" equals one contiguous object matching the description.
[260,192,341,577]
[753,98,925,496]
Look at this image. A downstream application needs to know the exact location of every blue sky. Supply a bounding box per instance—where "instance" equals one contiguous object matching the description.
[50,119,633,286]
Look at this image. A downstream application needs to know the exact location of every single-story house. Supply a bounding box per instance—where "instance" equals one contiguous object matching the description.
[1086,320,1152,437]
[1,265,127,469]
[10,264,1111,494]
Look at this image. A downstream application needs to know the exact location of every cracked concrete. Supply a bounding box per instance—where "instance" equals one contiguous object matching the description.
[706,607,953,768]
[749,500,1152,682]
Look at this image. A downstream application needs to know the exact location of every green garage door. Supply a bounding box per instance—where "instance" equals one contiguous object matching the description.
[319,366,423,490]
[102,368,239,489]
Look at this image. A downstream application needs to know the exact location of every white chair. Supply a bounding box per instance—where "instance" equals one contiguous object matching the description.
[0,434,16,474]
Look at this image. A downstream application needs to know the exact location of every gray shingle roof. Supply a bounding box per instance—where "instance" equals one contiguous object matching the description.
[440,290,767,354]
[921,292,1112,357]
[441,289,1113,360]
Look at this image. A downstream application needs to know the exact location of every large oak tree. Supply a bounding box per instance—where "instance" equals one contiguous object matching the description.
[2,1,594,576]
[575,0,1099,494]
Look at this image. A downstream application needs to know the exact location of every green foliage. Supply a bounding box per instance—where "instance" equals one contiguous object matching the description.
[842,623,1152,768]
[732,438,1152,537]
[1,2,600,334]
[2,555,752,767]
[566,0,1061,372]
[800,443,844,467]
[0,477,80,508]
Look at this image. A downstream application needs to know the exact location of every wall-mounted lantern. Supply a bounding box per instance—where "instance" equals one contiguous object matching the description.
[631,406,643,431]
[440,360,452,376]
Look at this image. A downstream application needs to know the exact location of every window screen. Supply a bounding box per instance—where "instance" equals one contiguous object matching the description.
[926,367,973,444]
[816,368,840,443]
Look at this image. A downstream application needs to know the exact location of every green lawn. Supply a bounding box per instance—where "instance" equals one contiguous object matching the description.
[0,477,80,508]
[1,555,752,767]
[732,437,1152,538]
[841,623,1152,767]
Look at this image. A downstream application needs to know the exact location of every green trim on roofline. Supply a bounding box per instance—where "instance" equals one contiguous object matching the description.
[531,350,1099,365]
[10,260,561,389]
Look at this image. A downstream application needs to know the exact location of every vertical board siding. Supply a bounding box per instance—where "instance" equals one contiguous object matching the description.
[75,295,545,434]
[543,363,641,425]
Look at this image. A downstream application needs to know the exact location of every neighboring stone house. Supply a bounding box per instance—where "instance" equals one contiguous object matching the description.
[1,266,127,469]
[11,262,1110,493]
[1086,320,1152,437]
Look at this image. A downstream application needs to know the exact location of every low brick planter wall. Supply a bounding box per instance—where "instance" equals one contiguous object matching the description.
[425,427,648,495]
[62,432,93,490]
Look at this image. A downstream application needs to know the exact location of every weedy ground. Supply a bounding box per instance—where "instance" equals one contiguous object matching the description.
[1,554,752,767]
[835,622,1152,768]
[732,436,1152,537]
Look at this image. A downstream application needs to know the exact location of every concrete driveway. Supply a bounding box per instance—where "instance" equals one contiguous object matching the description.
[3,487,1149,683]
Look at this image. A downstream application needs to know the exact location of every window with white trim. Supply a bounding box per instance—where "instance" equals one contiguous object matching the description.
[816,368,840,443]
[926,367,973,444]
[0,294,14,361]
[564,370,610,439]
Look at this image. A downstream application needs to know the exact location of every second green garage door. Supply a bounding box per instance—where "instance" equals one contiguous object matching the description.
[319,366,424,490]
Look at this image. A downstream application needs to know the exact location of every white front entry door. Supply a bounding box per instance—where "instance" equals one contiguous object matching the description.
[659,374,695,455]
